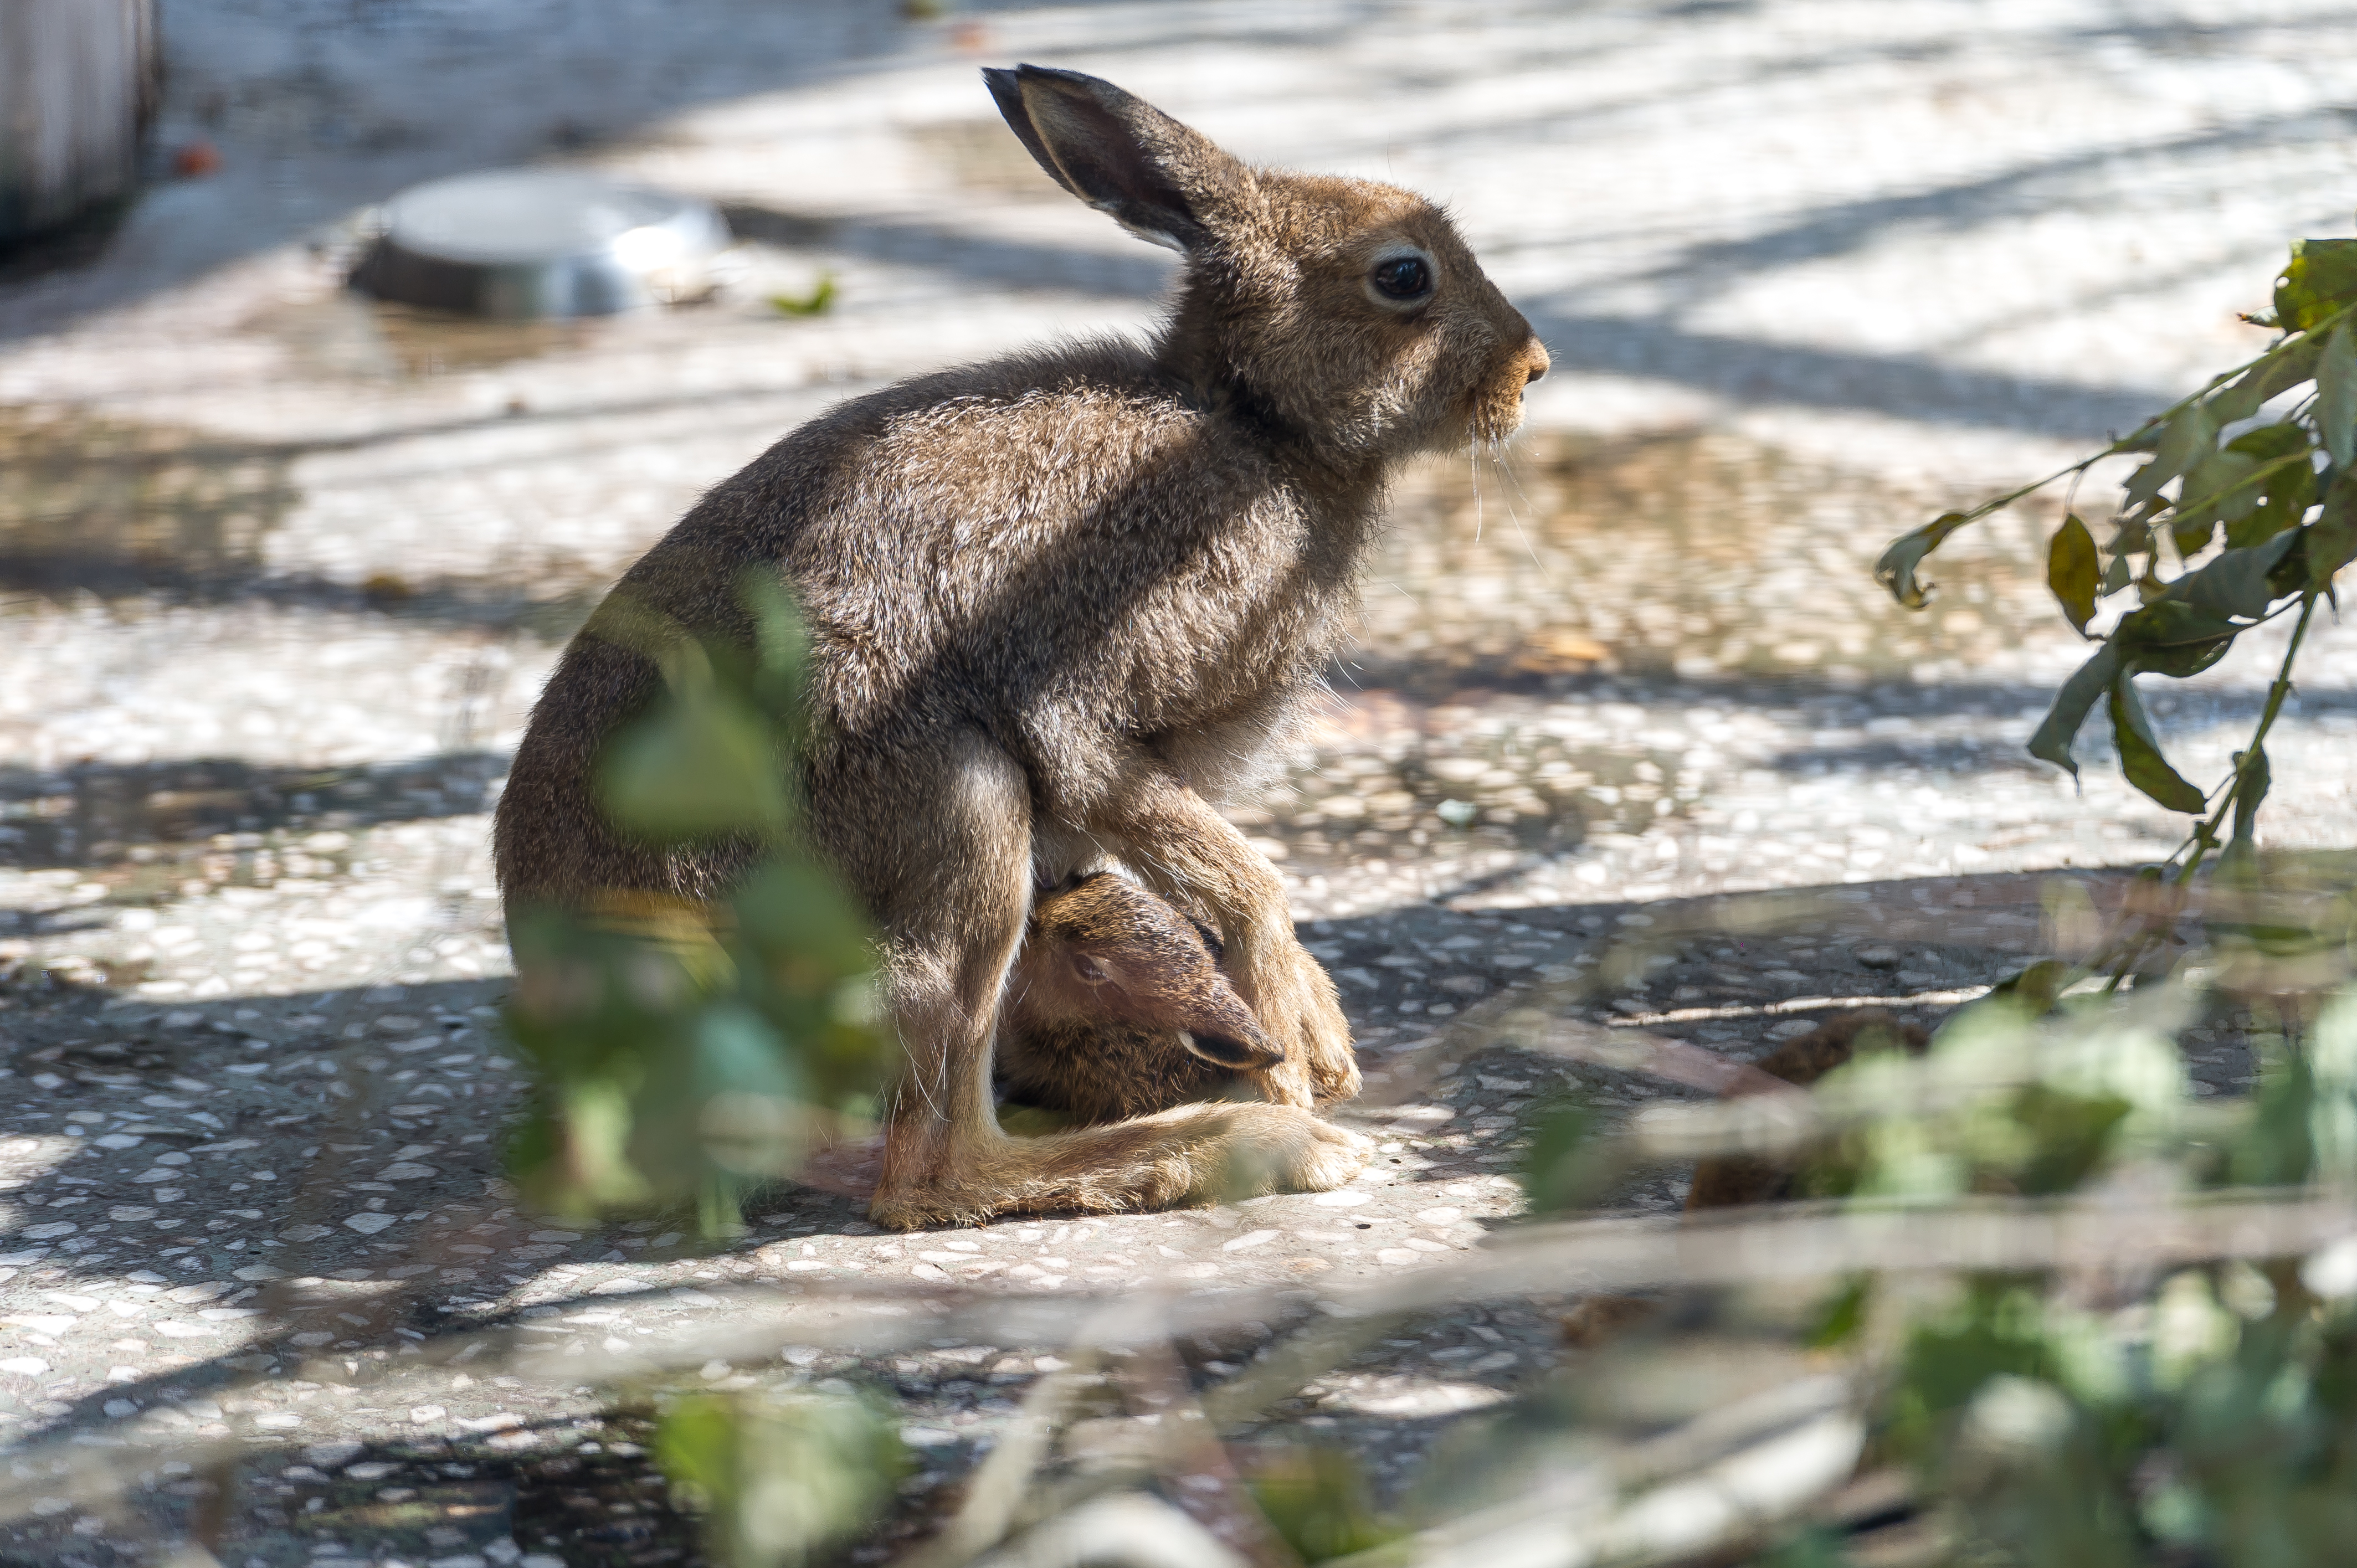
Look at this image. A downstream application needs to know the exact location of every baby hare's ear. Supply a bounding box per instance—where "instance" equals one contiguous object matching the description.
[982,64,1248,253]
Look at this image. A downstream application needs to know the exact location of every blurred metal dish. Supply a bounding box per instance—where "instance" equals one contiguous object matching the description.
[351,167,733,320]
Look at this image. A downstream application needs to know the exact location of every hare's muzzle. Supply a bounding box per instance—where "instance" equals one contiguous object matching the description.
[1179,1028,1285,1072]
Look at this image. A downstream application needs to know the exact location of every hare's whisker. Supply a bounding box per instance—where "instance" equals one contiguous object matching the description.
[1468,441,1485,543]
[1489,439,1552,584]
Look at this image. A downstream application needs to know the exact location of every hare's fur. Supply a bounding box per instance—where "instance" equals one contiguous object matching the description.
[494,65,1548,1227]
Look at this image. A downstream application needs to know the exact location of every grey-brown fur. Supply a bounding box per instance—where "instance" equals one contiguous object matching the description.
[494,64,1549,1227]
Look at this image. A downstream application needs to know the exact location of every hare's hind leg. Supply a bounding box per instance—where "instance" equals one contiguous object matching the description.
[849,732,1365,1230]
[846,731,1035,1232]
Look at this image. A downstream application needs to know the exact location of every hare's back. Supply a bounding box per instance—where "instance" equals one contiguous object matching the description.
[707,351,1324,736]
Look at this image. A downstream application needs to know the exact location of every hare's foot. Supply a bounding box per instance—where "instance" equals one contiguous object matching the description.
[1245,940,1361,1107]
[867,1103,1370,1226]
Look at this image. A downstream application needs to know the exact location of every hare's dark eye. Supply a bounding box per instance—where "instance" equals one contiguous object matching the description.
[1370,254,1432,302]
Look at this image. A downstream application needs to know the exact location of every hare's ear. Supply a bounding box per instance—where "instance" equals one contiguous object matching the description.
[982,64,1246,253]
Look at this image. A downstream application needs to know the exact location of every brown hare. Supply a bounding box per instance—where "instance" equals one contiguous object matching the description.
[494,64,1550,1227]
[1002,871,1280,1125]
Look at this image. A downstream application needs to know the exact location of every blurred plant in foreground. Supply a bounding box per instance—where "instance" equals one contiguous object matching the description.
[655,1387,908,1567]
[1848,225,2357,1557]
[502,576,897,1238]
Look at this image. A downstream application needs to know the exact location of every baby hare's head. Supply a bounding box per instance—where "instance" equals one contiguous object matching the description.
[984,65,1548,465]
[1013,872,1280,1072]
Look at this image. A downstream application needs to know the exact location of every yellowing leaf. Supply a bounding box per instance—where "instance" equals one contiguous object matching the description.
[2273,238,2357,333]
[2046,515,2100,635]
[1875,510,1973,610]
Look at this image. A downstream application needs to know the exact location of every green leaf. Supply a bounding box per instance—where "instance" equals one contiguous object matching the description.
[656,1391,905,1568]
[1991,958,2074,1015]
[2113,599,2240,678]
[731,861,876,979]
[2108,677,2209,813]
[2306,470,2357,591]
[2231,744,2271,852]
[2210,818,2264,951]
[2320,320,2357,471]
[739,571,811,717]
[2172,446,2261,552]
[1247,1446,1404,1564]
[2273,238,2357,333]
[2179,530,2300,621]
[768,273,838,317]
[1875,510,1973,609]
[2125,406,2217,508]
[2224,424,2315,548]
[2206,337,2323,424]
[2028,642,2123,778]
[2047,514,2101,634]
[1807,1277,1873,1350]
[2232,1043,2318,1186]
[600,686,792,840]
[2010,1083,2133,1196]
[1520,1096,1609,1214]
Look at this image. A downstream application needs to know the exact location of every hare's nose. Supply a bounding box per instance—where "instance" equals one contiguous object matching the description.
[1524,340,1551,384]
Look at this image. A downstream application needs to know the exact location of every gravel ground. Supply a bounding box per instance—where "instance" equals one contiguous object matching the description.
[5,2,2357,1563]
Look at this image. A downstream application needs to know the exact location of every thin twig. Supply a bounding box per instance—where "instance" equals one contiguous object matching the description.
[895,1341,1108,1568]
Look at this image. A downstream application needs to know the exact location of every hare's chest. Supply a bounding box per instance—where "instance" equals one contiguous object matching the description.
[1138,538,1353,701]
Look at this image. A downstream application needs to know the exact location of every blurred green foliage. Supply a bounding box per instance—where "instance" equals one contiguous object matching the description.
[1246,1443,1405,1562]
[1880,1252,2357,1565]
[767,273,838,318]
[502,577,897,1237]
[655,1388,908,1567]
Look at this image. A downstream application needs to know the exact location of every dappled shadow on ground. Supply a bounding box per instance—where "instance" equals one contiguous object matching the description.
[9,0,2318,450]
[0,1417,694,1567]
[0,0,913,341]
[0,751,507,882]
[0,857,2276,1560]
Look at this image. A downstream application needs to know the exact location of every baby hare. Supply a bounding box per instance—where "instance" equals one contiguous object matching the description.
[494,64,1550,1227]
[1002,872,1280,1125]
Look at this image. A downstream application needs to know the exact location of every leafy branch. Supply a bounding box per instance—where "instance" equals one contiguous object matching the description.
[1877,234,2357,988]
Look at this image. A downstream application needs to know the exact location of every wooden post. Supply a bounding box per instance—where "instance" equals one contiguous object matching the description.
[0,0,159,246]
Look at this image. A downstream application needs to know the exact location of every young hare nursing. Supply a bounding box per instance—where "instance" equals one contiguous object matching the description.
[1001,872,1279,1126]
[494,65,1549,1227]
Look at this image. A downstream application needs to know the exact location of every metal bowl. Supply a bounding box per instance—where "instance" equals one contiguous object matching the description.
[351,167,733,320]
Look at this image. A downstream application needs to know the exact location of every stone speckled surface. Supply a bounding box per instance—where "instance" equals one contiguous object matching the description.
[4,0,2357,1561]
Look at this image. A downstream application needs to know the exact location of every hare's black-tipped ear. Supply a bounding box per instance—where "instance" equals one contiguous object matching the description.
[982,64,1246,253]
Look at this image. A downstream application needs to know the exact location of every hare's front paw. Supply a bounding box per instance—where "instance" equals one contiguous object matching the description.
[1288,943,1361,1102]
[1247,943,1361,1107]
